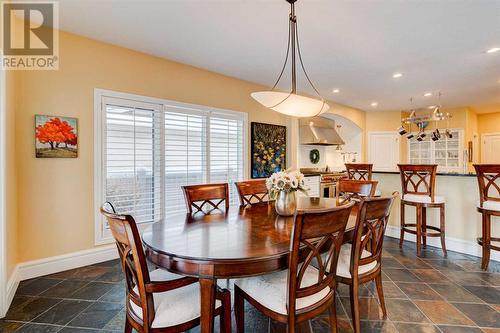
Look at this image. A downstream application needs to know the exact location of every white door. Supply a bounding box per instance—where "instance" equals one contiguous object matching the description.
[482,133,500,163]
[368,132,400,171]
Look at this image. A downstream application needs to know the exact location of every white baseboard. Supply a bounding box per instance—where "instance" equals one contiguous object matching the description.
[3,266,19,317]
[17,244,118,281]
[385,225,500,262]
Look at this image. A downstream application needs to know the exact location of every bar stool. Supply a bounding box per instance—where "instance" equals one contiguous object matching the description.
[345,163,374,180]
[398,164,447,257]
[345,163,381,196]
[473,164,500,270]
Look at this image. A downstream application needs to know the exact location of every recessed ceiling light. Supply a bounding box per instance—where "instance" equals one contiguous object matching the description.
[423,92,433,97]
[428,105,436,109]
[371,102,378,107]
[332,89,340,93]
[392,73,403,78]
[486,47,500,54]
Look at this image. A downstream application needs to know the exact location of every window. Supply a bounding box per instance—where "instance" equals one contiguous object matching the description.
[407,129,463,172]
[95,90,247,244]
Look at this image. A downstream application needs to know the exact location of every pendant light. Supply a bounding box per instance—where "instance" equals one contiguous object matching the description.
[251,0,329,117]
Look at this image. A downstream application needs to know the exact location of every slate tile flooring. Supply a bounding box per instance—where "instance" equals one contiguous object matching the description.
[0,237,499,332]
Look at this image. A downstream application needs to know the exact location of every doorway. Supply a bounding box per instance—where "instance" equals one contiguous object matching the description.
[481,133,500,163]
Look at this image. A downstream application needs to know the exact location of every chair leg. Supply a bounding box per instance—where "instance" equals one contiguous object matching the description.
[124,320,133,333]
[328,297,338,333]
[481,213,491,270]
[220,289,232,333]
[374,274,387,319]
[416,206,422,257]
[421,207,427,249]
[349,282,360,333]
[440,205,447,257]
[235,286,245,333]
[399,201,405,248]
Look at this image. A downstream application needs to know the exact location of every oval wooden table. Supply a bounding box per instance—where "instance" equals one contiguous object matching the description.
[143,197,358,333]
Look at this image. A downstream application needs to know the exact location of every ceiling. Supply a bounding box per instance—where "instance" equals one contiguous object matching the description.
[55,0,500,113]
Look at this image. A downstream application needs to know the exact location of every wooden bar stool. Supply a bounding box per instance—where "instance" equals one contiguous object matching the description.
[473,164,500,270]
[398,164,447,257]
[345,163,373,180]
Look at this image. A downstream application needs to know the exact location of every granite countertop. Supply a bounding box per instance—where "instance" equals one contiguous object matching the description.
[373,171,477,177]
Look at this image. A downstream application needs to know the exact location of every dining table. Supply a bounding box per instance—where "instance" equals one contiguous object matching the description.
[142,196,359,333]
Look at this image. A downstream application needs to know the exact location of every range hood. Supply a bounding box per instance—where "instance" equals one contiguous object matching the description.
[299,116,345,146]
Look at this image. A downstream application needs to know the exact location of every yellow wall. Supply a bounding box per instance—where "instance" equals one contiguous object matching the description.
[478,112,500,134]
[12,26,365,263]
[5,71,18,278]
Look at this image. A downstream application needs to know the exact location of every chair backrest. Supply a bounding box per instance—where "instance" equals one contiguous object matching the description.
[398,164,437,200]
[345,163,373,180]
[474,164,500,205]
[287,201,355,315]
[100,202,154,327]
[336,179,378,204]
[349,193,398,277]
[235,179,269,206]
[182,183,229,214]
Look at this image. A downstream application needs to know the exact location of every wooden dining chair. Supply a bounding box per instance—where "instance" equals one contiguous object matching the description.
[398,164,447,257]
[235,179,269,206]
[234,201,356,333]
[336,179,378,205]
[182,183,229,214]
[334,193,398,333]
[345,163,374,181]
[473,164,500,270]
[100,202,232,333]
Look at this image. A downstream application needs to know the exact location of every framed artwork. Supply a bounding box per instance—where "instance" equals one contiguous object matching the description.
[35,115,78,158]
[251,122,286,178]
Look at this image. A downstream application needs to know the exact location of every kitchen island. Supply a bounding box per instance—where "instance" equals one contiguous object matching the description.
[372,171,500,260]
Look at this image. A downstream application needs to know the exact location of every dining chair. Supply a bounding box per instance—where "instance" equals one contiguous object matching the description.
[345,163,373,181]
[336,179,378,204]
[333,193,398,333]
[473,164,500,270]
[100,202,232,333]
[182,183,230,214]
[235,179,269,206]
[233,201,356,333]
[398,164,447,257]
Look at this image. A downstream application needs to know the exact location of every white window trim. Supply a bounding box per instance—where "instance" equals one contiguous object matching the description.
[406,128,464,172]
[94,88,248,245]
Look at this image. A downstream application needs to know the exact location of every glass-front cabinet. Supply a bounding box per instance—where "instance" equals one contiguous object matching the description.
[408,129,463,172]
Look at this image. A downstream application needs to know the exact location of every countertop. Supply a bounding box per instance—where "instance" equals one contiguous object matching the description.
[373,171,477,177]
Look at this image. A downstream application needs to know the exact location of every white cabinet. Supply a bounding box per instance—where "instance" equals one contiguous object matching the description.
[408,129,463,172]
[368,132,400,171]
[301,176,320,197]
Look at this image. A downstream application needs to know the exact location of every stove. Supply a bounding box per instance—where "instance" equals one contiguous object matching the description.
[300,168,347,198]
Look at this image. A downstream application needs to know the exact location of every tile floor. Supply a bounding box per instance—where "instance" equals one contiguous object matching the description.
[0,237,499,332]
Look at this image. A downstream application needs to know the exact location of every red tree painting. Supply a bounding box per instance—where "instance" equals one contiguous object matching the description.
[35,115,78,158]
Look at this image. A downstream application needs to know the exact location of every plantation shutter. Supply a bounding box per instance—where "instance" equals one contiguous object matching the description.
[209,113,245,205]
[102,97,162,224]
[164,106,207,214]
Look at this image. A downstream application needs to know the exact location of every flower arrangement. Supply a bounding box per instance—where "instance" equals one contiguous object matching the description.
[266,169,308,200]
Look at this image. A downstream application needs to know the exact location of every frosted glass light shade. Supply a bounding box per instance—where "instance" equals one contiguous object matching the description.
[251,91,329,117]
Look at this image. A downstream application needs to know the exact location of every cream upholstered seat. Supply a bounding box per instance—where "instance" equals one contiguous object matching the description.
[131,269,222,328]
[478,200,500,212]
[402,193,445,204]
[234,266,330,315]
[326,244,378,278]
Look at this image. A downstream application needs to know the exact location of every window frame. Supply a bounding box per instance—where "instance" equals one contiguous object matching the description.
[94,89,248,245]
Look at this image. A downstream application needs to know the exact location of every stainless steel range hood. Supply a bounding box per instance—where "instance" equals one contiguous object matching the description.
[299,116,345,146]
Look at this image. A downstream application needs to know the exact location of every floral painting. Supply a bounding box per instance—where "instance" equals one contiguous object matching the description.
[35,115,78,158]
[251,122,286,178]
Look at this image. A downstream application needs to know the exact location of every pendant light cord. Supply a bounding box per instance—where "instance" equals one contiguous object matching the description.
[271,18,291,90]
